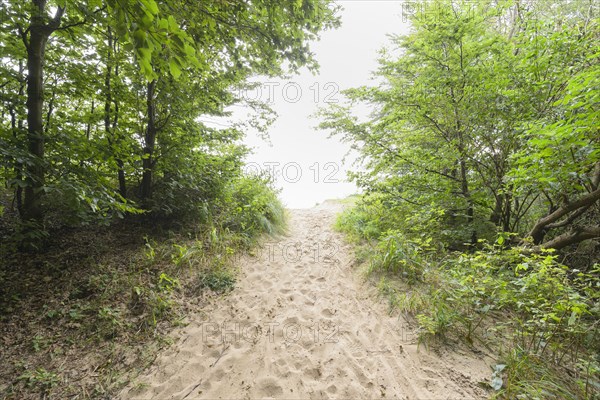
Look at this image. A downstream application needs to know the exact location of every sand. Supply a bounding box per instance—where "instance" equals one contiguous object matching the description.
[120,201,493,399]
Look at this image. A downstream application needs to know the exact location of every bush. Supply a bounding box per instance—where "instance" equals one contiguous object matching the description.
[220,174,286,240]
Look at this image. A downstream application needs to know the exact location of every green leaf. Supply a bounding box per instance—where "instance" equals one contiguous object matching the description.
[168,15,178,31]
[183,43,196,57]
[158,18,169,30]
[140,0,159,15]
[169,59,182,79]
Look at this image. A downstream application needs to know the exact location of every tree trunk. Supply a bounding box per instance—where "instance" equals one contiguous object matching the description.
[140,79,157,200]
[103,27,127,198]
[459,158,477,245]
[490,193,503,225]
[114,96,126,198]
[117,158,127,198]
[22,1,64,222]
[528,186,600,245]
[502,195,512,232]
[541,226,600,250]
[526,163,600,249]
[23,20,48,221]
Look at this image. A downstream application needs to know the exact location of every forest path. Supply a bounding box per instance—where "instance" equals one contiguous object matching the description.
[121,201,492,399]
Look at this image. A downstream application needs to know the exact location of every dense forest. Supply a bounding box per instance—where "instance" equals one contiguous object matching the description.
[320,0,599,398]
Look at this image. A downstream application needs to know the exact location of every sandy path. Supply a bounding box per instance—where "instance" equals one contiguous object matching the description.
[121,201,492,399]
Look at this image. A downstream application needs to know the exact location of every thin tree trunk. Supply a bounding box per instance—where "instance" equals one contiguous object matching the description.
[103,29,127,198]
[9,61,26,215]
[140,79,157,200]
[87,99,94,141]
[490,193,503,225]
[528,186,600,245]
[114,100,126,198]
[503,194,512,232]
[103,27,127,198]
[459,158,476,244]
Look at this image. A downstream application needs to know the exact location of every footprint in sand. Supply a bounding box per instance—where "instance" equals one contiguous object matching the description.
[257,378,284,397]
[321,308,336,317]
[303,366,323,379]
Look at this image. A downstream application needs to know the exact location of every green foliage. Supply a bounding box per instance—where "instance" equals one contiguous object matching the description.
[18,367,60,392]
[327,3,599,394]
[1,1,318,397]
[370,230,431,285]
[0,0,338,240]
[335,194,398,241]
[510,61,600,197]
[339,196,600,398]
[196,267,236,294]
[321,0,600,251]
[496,348,600,400]
[416,300,457,344]
[221,174,286,240]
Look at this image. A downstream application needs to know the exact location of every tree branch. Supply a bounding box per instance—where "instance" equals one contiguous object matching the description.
[541,225,600,250]
[527,185,600,244]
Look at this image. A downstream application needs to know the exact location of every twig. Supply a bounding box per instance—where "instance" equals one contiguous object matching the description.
[210,343,230,368]
[366,349,391,354]
[182,380,203,400]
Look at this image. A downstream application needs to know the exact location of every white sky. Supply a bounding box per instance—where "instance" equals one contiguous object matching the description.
[242,1,412,208]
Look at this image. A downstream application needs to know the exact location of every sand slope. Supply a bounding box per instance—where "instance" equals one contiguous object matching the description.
[121,201,492,399]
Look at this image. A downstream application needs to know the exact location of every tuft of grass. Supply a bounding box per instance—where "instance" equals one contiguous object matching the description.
[194,266,236,294]
[17,367,60,392]
[493,348,600,400]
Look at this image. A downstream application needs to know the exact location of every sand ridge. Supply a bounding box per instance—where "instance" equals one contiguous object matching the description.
[121,201,492,399]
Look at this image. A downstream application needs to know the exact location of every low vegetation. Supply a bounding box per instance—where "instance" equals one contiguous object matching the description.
[0,176,285,398]
[336,199,599,399]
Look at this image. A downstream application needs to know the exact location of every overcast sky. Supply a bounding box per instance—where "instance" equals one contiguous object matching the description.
[242,1,412,208]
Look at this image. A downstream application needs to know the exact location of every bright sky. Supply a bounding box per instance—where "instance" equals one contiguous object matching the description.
[242,1,412,209]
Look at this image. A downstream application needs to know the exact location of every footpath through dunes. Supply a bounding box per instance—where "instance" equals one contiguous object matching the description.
[120,201,493,400]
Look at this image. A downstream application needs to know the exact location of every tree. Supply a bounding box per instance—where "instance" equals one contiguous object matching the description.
[134,0,340,201]
[20,1,67,221]
[319,0,600,251]
[321,0,514,245]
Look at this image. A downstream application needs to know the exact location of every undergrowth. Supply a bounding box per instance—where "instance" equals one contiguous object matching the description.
[336,199,600,400]
[0,175,285,399]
